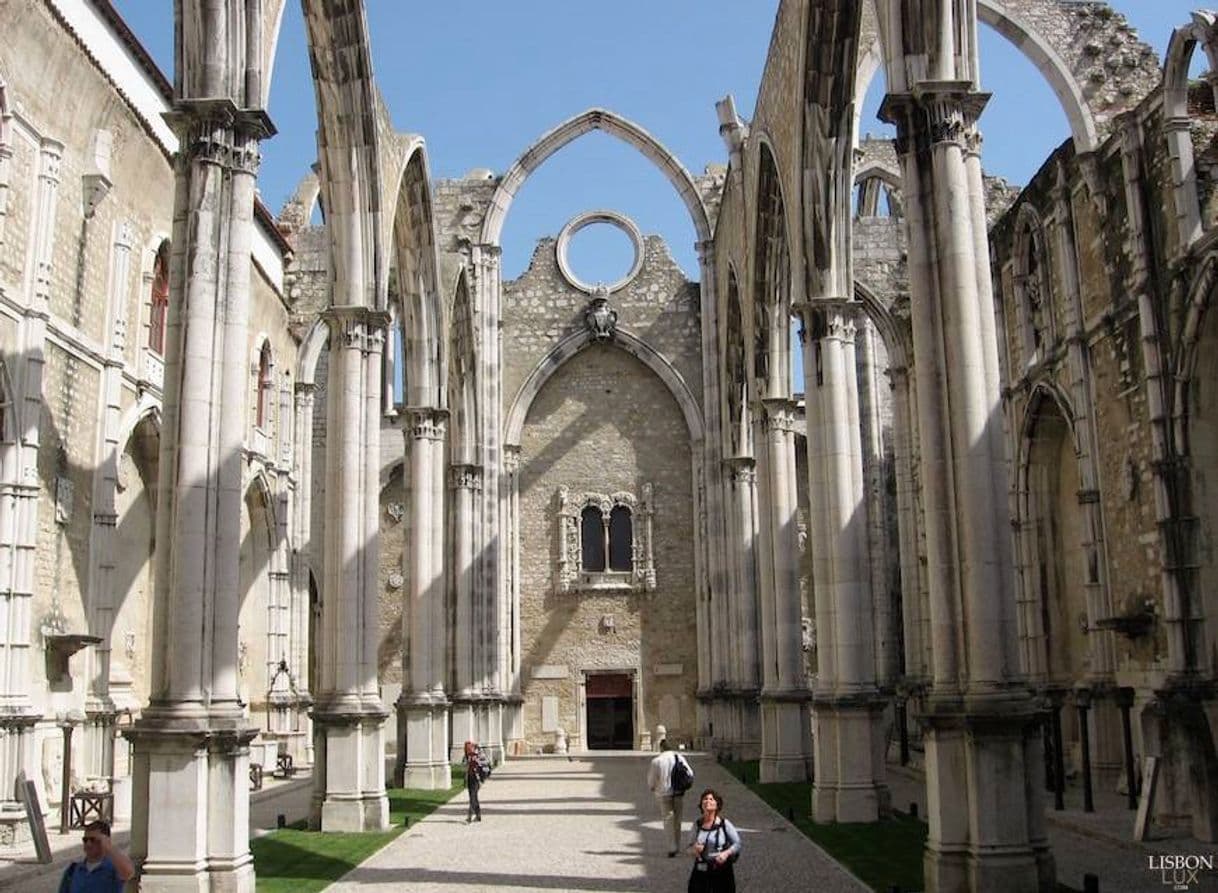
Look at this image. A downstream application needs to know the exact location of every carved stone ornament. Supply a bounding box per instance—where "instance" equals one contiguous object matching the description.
[387,570,404,590]
[386,502,405,523]
[556,485,656,593]
[584,291,618,343]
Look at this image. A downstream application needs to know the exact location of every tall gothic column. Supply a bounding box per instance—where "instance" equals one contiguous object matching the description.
[125,102,271,891]
[757,398,811,782]
[724,456,761,759]
[501,445,524,749]
[882,84,1050,891]
[1050,168,1122,789]
[797,301,890,822]
[449,463,482,759]
[83,220,136,785]
[0,137,60,845]
[309,307,389,832]
[397,407,449,788]
[289,382,315,767]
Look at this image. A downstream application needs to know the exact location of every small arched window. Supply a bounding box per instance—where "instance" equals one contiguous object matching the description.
[148,241,170,354]
[608,506,633,572]
[581,506,605,571]
[256,342,273,429]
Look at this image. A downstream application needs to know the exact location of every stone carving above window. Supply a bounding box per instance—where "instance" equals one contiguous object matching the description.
[557,484,656,593]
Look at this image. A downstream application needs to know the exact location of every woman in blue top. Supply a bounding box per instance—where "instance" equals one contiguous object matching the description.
[686,787,741,893]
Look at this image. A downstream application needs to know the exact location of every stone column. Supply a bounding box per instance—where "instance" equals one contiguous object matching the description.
[83,220,136,784]
[449,463,482,760]
[882,85,1050,891]
[397,407,450,789]
[796,301,890,822]
[757,397,811,782]
[1052,170,1122,789]
[0,138,60,845]
[887,364,928,679]
[472,243,507,760]
[724,456,761,760]
[124,102,272,891]
[502,445,523,751]
[309,307,390,832]
[289,382,316,766]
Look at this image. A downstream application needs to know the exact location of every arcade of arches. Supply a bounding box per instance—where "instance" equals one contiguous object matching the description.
[0,1,1217,890]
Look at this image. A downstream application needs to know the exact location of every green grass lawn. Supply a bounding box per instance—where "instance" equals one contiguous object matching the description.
[252,767,463,893]
[721,760,926,892]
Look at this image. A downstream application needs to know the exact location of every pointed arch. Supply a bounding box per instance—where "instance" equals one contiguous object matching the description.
[302,0,387,312]
[448,268,478,464]
[863,0,1102,153]
[752,140,792,399]
[503,328,705,449]
[723,261,748,458]
[480,108,711,248]
[387,142,445,408]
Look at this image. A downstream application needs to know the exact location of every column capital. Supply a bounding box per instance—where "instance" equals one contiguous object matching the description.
[791,298,863,344]
[761,397,800,434]
[879,83,989,155]
[503,444,521,473]
[448,464,483,491]
[722,455,757,484]
[404,406,448,442]
[323,306,391,354]
[164,101,275,173]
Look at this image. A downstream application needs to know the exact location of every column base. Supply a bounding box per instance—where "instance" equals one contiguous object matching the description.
[397,694,451,791]
[812,693,891,823]
[921,692,1054,893]
[124,712,258,892]
[760,692,810,783]
[309,705,389,832]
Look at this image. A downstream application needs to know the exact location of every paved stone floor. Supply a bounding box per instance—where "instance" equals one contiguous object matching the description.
[329,753,866,893]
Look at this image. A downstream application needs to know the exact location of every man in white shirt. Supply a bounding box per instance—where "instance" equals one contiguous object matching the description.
[646,739,691,857]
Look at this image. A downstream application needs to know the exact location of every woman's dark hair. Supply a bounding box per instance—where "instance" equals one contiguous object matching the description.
[698,788,724,814]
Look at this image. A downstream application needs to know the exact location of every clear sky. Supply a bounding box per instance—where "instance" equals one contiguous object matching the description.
[112,1,1201,284]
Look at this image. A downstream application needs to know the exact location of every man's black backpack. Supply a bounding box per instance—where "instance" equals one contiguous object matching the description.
[670,753,694,794]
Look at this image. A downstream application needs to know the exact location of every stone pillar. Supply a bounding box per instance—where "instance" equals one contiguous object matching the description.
[888,364,928,679]
[472,243,507,759]
[796,301,889,822]
[0,100,11,247]
[502,445,523,753]
[724,457,761,760]
[397,407,449,789]
[449,463,482,759]
[83,220,136,784]
[757,398,811,782]
[0,138,60,845]
[882,84,1050,891]
[309,307,389,832]
[124,102,273,891]
[289,382,316,767]
[1050,169,1122,789]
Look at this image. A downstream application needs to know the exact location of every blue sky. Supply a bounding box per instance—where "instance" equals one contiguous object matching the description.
[112,1,1201,284]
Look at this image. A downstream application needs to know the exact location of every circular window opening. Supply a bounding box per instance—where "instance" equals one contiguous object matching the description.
[566,222,636,289]
[556,211,644,294]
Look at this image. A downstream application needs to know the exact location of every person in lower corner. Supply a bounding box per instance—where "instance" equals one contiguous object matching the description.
[687,788,741,893]
[463,739,483,823]
[646,738,689,856]
[59,820,135,893]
